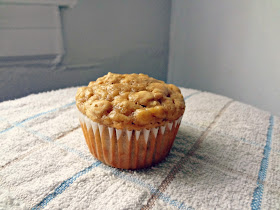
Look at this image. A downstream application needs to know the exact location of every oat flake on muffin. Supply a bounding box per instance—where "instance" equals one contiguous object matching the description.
[76,72,185,130]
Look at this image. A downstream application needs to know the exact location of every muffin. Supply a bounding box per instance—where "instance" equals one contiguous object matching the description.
[76,72,185,169]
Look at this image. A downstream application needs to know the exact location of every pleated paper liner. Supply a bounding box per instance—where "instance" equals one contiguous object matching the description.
[78,111,182,170]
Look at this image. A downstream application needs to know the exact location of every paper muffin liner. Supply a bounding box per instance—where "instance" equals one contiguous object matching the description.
[78,111,182,170]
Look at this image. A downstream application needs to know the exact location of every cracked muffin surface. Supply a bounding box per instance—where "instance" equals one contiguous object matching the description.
[76,72,185,130]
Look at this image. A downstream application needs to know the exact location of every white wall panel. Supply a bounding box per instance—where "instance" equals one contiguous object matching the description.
[0,5,60,29]
[0,29,63,57]
[0,5,63,58]
[0,0,76,7]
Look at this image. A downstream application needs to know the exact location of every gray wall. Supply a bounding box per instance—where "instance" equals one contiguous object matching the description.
[1,0,279,116]
[0,0,171,101]
[168,0,280,116]
[61,0,171,72]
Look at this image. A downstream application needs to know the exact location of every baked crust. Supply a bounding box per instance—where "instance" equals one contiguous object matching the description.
[76,72,185,130]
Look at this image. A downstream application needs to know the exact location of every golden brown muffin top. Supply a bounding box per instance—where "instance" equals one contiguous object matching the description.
[76,72,185,130]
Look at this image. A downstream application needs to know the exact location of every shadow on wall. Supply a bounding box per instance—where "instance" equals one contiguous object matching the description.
[0,48,168,102]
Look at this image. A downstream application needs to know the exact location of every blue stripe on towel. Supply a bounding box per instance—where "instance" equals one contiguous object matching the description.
[32,161,102,210]
[19,122,192,209]
[20,121,193,209]
[1,93,201,209]
[251,115,274,210]
[99,165,194,210]
[1,90,198,135]
[0,101,75,134]
[18,124,93,161]
[184,91,200,100]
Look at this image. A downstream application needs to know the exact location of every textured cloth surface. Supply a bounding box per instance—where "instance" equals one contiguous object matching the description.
[0,87,279,210]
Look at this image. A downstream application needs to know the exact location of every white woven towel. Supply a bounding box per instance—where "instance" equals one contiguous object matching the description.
[0,87,279,210]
